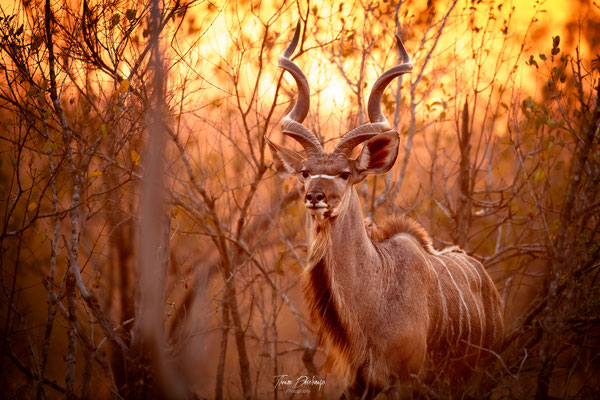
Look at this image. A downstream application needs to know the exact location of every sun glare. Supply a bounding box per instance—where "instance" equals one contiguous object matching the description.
[173,0,598,142]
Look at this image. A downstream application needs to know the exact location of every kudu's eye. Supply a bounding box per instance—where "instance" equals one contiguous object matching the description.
[340,172,351,180]
[301,171,309,179]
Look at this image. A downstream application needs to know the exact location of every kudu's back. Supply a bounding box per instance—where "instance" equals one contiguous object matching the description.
[367,218,504,386]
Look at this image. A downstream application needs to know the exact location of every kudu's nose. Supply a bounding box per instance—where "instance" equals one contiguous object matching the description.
[305,191,326,206]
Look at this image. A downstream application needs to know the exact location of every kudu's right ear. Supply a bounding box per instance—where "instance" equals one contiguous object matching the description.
[354,132,399,180]
[265,136,304,178]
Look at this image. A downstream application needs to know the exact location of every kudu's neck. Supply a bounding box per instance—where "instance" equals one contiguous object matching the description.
[306,188,376,278]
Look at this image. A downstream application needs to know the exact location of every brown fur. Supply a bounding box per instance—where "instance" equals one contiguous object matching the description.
[299,193,505,392]
[367,216,464,255]
[269,145,505,391]
[305,258,349,350]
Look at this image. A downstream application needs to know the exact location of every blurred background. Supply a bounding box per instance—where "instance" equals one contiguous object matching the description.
[0,0,599,398]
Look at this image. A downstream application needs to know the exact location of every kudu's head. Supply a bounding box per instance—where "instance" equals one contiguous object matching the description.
[267,24,412,220]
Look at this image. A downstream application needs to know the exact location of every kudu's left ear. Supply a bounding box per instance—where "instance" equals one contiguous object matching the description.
[354,132,399,179]
[265,136,305,178]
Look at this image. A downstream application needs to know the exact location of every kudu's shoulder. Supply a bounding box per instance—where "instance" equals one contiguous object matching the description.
[366,216,464,256]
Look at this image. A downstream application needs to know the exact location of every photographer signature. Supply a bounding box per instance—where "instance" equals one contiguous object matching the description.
[274,374,326,391]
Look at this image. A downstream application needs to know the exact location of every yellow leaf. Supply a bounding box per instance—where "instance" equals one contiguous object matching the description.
[119,79,129,93]
[43,141,53,153]
[131,149,140,166]
[534,168,545,184]
[89,171,103,179]
[27,202,37,212]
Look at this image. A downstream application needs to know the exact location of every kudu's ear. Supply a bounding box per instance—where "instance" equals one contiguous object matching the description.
[354,132,399,180]
[266,136,304,178]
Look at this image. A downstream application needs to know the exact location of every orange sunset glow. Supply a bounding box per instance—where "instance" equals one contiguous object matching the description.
[1,0,599,399]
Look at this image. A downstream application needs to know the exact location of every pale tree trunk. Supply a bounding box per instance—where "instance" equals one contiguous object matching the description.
[131,0,189,398]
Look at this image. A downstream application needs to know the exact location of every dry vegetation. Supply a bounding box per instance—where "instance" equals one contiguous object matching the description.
[0,0,599,399]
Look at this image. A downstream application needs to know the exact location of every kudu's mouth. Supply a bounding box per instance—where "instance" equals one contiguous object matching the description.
[305,201,337,220]
[305,202,328,214]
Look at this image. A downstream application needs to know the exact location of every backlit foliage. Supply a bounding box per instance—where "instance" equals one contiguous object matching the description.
[0,0,599,398]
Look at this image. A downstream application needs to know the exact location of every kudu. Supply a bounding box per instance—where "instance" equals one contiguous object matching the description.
[267,25,504,396]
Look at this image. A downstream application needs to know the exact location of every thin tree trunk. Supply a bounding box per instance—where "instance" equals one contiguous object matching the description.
[225,273,252,399]
[215,302,230,400]
[65,272,77,400]
[213,229,252,398]
[272,285,279,400]
[456,100,472,248]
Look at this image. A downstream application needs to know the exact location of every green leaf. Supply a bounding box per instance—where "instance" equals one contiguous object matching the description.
[522,96,535,111]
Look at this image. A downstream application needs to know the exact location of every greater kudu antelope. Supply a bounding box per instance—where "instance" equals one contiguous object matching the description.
[267,24,504,397]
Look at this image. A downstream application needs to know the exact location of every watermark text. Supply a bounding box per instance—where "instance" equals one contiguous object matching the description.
[274,374,326,393]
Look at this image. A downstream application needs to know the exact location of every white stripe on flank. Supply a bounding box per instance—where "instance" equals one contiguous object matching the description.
[426,257,450,338]
[434,255,470,347]
[448,253,484,352]
[464,255,485,348]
